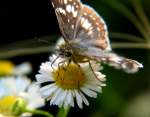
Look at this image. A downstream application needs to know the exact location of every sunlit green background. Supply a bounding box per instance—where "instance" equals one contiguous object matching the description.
[0,0,150,117]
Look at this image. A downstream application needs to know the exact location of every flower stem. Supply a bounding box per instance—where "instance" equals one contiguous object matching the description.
[112,42,150,49]
[103,0,150,40]
[130,0,150,38]
[25,109,54,117]
[110,32,145,42]
[57,107,70,117]
[0,46,53,59]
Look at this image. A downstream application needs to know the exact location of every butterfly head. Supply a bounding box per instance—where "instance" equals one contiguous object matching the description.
[57,44,73,58]
[55,37,88,62]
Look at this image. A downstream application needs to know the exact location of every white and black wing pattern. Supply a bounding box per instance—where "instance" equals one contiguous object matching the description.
[74,5,111,51]
[51,0,83,40]
[51,0,111,51]
[96,52,143,73]
[104,53,143,73]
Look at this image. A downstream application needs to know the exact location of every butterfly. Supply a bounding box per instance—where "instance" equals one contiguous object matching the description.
[51,0,143,73]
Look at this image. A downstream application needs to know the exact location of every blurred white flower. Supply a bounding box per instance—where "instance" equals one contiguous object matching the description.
[13,62,32,76]
[0,76,45,116]
[36,54,106,109]
[0,60,32,76]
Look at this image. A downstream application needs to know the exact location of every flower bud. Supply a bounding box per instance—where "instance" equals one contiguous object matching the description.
[12,97,27,116]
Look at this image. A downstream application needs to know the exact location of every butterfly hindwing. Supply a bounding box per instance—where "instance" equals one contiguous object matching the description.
[78,48,143,73]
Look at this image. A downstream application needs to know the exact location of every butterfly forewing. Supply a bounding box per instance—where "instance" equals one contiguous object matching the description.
[75,5,111,50]
[52,0,111,50]
[51,0,82,40]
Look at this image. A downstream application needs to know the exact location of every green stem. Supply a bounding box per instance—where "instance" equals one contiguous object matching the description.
[25,109,54,117]
[130,0,150,38]
[57,107,70,117]
[110,32,145,42]
[103,0,149,40]
[112,42,150,49]
[0,35,56,49]
[0,46,54,59]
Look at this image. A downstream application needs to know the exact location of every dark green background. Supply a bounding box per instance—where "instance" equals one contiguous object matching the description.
[0,0,150,117]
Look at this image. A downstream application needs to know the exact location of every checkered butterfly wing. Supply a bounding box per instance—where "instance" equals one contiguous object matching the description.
[51,0,111,50]
[74,5,111,50]
[51,0,82,40]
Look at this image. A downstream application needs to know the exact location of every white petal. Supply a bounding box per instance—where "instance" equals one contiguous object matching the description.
[50,90,67,107]
[84,84,101,93]
[68,91,74,107]
[95,72,106,81]
[64,90,74,108]
[79,91,89,106]
[38,63,55,75]
[40,84,57,98]
[58,90,68,107]
[53,88,65,105]
[13,62,32,75]
[36,74,53,83]
[81,87,97,98]
[24,83,45,109]
[15,76,31,93]
[50,88,62,105]
[2,76,30,96]
[74,90,83,109]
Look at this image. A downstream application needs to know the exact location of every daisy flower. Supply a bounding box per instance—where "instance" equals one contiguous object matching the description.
[36,54,106,109]
[0,76,45,116]
[0,60,32,76]
[0,60,15,76]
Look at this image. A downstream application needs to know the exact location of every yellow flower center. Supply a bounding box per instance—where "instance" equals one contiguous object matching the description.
[52,63,86,89]
[0,96,17,116]
[0,61,15,76]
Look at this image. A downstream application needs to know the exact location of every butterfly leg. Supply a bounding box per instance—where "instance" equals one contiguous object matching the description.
[57,58,72,81]
[50,55,61,70]
[88,60,102,82]
[57,59,67,81]
[64,58,72,71]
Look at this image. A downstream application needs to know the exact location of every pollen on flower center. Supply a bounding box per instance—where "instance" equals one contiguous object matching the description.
[52,63,86,89]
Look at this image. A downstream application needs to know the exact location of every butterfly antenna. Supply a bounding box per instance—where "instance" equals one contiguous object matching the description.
[37,38,51,45]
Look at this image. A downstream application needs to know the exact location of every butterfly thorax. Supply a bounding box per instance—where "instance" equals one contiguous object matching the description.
[58,43,88,63]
